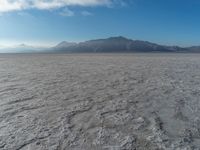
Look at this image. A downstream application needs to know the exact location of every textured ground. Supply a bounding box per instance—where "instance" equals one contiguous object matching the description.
[0,54,200,150]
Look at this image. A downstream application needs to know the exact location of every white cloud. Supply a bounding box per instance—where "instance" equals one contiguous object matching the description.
[0,0,27,12]
[81,10,93,16]
[59,8,74,16]
[0,0,114,12]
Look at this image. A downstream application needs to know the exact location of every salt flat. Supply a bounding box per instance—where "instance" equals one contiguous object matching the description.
[0,53,200,150]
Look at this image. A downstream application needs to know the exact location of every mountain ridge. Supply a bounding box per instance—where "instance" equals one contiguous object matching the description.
[1,36,200,53]
[51,36,189,53]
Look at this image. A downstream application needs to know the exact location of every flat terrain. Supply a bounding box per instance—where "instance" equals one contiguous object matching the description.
[0,54,200,150]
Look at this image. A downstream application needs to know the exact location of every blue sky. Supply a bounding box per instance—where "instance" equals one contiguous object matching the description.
[0,0,200,47]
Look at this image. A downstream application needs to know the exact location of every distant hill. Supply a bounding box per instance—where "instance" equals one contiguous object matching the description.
[53,41,77,51]
[0,44,48,53]
[1,36,200,53]
[50,36,192,53]
[186,46,200,52]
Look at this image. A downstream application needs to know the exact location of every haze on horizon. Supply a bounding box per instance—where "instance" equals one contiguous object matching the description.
[0,0,200,49]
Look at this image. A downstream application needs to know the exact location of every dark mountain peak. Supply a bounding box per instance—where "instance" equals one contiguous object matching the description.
[107,36,130,41]
[19,43,26,47]
[85,36,130,43]
[58,41,68,45]
[51,36,200,53]
[17,44,36,49]
[18,43,32,47]
[56,41,77,48]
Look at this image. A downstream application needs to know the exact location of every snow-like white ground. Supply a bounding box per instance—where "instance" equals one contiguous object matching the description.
[0,54,200,150]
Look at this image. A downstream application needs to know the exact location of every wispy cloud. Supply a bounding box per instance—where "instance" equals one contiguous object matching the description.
[81,11,93,16]
[0,0,116,13]
[59,8,74,17]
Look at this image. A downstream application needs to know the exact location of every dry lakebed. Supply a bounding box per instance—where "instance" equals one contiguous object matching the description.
[0,54,200,150]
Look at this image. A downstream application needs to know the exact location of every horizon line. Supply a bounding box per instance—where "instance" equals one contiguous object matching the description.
[0,36,200,48]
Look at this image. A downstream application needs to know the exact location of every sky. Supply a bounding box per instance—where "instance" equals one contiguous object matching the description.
[0,0,200,47]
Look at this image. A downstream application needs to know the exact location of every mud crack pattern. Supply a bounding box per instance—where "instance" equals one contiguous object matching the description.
[0,54,200,150]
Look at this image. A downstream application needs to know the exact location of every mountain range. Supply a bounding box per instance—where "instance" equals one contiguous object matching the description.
[50,36,196,53]
[1,36,200,53]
